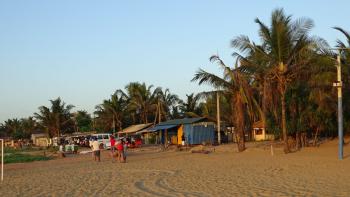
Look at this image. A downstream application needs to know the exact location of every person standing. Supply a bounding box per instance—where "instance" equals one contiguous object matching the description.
[123,139,128,162]
[110,135,116,162]
[116,139,125,163]
[91,138,101,162]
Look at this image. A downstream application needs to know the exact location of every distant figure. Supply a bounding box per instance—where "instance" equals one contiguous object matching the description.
[123,139,128,162]
[181,134,185,146]
[110,135,116,162]
[91,138,101,162]
[135,138,142,148]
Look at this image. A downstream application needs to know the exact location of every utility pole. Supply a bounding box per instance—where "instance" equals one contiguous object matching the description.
[217,92,221,144]
[112,114,116,134]
[333,51,343,160]
[158,100,161,124]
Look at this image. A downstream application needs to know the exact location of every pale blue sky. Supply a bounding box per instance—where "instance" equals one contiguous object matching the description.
[0,1,349,122]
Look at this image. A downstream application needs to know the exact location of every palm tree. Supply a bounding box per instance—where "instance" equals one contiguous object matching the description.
[74,110,92,132]
[153,88,180,123]
[0,124,5,137]
[125,82,158,124]
[34,97,74,137]
[231,9,317,153]
[21,117,38,139]
[192,55,258,152]
[234,44,280,133]
[179,93,202,117]
[2,118,22,139]
[94,90,128,132]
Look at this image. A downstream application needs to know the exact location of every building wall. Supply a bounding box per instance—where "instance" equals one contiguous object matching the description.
[177,125,183,145]
[184,122,215,145]
[253,128,275,141]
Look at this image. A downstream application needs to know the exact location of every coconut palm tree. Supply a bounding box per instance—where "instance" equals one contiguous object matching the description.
[153,88,180,123]
[94,90,128,132]
[179,93,203,117]
[73,110,92,132]
[2,118,22,139]
[192,55,258,152]
[125,82,158,124]
[233,44,281,135]
[34,97,74,137]
[231,8,318,153]
[20,117,38,139]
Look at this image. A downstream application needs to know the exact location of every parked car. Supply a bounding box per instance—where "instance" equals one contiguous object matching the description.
[89,133,112,149]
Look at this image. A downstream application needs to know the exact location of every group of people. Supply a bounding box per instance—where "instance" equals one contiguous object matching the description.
[90,135,128,163]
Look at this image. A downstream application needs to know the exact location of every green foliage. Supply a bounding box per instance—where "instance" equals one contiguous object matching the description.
[74,110,92,132]
[0,117,36,139]
[1,9,349,146]
[4,153,52,164]
[34,97,75,137]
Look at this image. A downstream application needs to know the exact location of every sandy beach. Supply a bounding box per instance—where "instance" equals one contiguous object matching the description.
[1,139,350,197]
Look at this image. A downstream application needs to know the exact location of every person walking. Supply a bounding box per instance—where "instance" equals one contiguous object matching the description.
[91,138,101,162]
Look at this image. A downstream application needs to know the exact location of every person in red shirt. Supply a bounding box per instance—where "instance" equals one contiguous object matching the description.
[116,139,125,163]
[110,135,116,162]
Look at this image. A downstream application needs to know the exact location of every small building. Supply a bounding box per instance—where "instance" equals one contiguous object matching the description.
[146,117,215,145]
[118,123,153,137]
[252,121,274,141]
[31,133,51,147]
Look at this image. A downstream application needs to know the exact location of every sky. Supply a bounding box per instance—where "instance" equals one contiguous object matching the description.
[0,1,349,123]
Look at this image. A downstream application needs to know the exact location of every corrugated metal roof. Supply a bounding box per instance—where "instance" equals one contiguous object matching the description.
[158,117,207,126]
[118,123,153,134]
[148,124,178,131]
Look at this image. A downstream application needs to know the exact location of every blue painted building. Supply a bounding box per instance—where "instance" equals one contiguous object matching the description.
[149,117,215,145]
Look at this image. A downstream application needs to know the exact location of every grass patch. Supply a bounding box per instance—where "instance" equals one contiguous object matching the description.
[4,153,52,164]
[4,146,58,153]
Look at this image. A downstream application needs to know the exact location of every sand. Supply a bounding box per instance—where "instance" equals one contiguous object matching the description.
[1,139,350,197]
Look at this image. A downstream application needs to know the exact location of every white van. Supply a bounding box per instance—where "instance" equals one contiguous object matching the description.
[89,133,112,149]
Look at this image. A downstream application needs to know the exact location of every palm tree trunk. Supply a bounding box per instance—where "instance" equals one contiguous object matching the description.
[262,79,267,131]
[313,128,319,147]
[235,95,245,152]
[281,87,289,153]
[132,113,136,124]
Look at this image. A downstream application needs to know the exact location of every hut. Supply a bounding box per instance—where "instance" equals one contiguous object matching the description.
[146,117,215,145]
[118,123,153,137]
[31,133,51,147]
[252,121,274,141]
[118,123,154,145]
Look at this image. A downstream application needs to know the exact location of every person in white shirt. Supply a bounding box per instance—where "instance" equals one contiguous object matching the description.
[91,138,100,162]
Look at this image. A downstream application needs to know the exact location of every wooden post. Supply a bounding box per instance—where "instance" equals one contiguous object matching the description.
[270,144,274,156]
